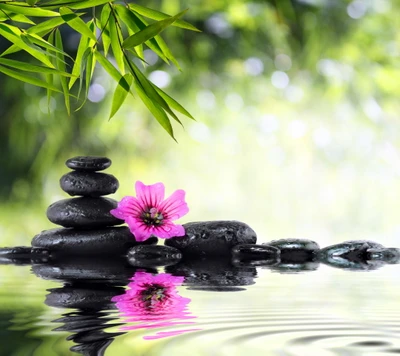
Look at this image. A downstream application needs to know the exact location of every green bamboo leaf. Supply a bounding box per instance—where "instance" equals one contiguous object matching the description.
[114,5,144,60]
[100,4,111,56]
[60,7,97,42]
[128,4,200,32]
[76,46,91,99]
[123,9,188,49]
[0,57,73,76]
[152,84,194,120]
[55,28,70,115]
[23,32,71,61]
[28,16,68,34]
[26,0,38,6]
[0,3,59,17]
[132,80,175,140]
[46,30,55,114]
[0,23,55,68]
[0,12,35,24]
[153,34,180,70]
[0,64,61,91]
[128,60,182,124]
[123,11,168,64]
[39,0,113,9]
[109,73,133,119]
[108,12,124,73]
[69,33,89,89]
[93,49,120,82]
[85,48,95,96]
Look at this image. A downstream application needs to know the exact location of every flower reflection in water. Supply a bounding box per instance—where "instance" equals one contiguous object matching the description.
[112,272,199,340]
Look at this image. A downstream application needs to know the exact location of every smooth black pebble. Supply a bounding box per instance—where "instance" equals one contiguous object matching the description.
[66,156,111,172]
[47,197,123,228]
[32,226,157,255]
[60,171,119,197]
[264,239,319,262]
[127,245,182,267]
[165,220,257,256]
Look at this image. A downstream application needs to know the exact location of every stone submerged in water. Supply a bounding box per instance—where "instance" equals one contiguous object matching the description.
[165,220,257,257]
[264,239,320,263]
[366,248,400,264]
[60,171,119,197]
[232,244,280,260]
[66,156,111,172]
[32,226,157,255]
[47,197,123,228]
[127,245,182,267]
[318,240,385,270]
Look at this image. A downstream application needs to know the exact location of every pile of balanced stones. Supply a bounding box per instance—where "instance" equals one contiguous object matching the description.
[0,156,399,272]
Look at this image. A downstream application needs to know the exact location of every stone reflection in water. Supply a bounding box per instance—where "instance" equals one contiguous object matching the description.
[33,256,153,356]
[112,271,200,340]
[167,257,257,291]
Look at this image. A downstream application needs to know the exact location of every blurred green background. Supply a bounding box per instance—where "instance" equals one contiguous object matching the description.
[1,0,400,247]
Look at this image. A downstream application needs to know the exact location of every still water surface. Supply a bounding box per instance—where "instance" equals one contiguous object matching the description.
[1,259,399,356]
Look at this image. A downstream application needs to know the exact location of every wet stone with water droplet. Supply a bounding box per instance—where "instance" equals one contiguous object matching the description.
[60,171,119,197]
[165,220,257,257]
[232,244,280,260]
[127,245,182,267]
[47,197,123,228]
[318,240,385,270]
[32,226,157,256]
[263,239,320,263]
[66,156,111,172]
[366,248,400,264]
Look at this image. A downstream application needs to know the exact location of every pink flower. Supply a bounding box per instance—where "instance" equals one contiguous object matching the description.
[112,272,199,339]
[110,181,189,242]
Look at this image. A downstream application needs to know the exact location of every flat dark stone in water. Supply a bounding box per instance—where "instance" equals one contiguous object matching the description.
[32,256,156,283]
[318,240,384,262]
[166,257,257,290]
[45,285,124,310]
[60,171,119,197]
[47,197,123,228]
[66,156,111,172]
[127,245,182,267]
[0,246,50,265]
[32,226,157,256]
[263,239,319,263]
[231,244,280,260]
[268,261,320,274]
[366,248,400,264]
[165,220,257,257]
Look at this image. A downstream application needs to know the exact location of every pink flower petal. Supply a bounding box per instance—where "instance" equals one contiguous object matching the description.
[135,181,165,208]
[158,189,189,220]
[154,223,186,239]
[126,216,153,242]
[110,196,143,220]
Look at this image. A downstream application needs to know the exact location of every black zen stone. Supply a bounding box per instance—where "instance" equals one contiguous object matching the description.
[318,240,385,270]
[45,285,124,310]
[32,226,158,256]
[165,220,257,257]
[366,248,400,264]
[47,197,123,228]
[0,246,50,265]
[66,156,111,172]
[268,261,320,273]
[264,239,320,263]
[127,245,182,267]
[318,240,384,262]
[31,256,156,283]
[60,171,119,197]
[166,258,257,291]
[232,244,280,260]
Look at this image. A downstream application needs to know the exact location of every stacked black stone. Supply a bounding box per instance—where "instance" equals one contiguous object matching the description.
[32,156,156,256]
